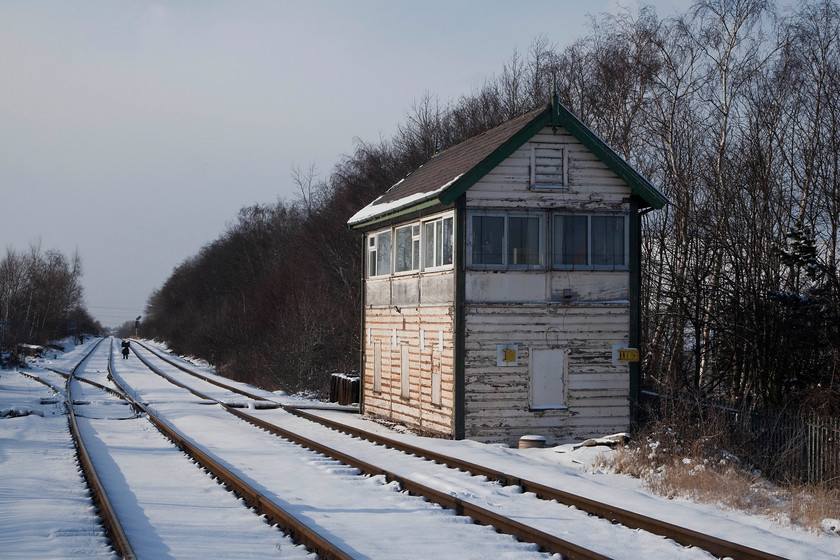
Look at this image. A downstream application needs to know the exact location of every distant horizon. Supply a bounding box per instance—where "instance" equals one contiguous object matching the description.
[0,0,693,328]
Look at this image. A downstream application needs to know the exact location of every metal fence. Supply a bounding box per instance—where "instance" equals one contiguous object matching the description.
[743,409,840,485]
[640,391,840,486]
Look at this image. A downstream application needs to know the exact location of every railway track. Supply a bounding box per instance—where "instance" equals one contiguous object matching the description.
[57,338,349,560]
[18,341,135,558]
[127,339,792,560]
[65,339,137,560]
[57,338,578,559]
[118,342,576,558]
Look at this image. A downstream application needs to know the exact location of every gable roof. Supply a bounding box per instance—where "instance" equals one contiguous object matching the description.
[347,102,668,229]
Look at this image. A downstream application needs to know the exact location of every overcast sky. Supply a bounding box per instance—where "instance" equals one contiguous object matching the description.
[1,0,691,328]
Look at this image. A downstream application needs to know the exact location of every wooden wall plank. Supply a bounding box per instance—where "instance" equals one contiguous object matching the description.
[362,304,456,437]
[462,302,632,445]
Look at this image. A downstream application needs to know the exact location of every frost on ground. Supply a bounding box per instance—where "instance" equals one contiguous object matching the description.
[311,405,839,559]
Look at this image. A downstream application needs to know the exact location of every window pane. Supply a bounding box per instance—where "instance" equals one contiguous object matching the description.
[434,220,442,267]
[471,215,504,265]
[395,226,412,272]
[368,246,377,277]
[424,221,436,268]
[592,216,625,266]
[376,231,391,275]
[442,217,453,265]
[508,216,540,265]
[367,235,376,277]
[554,215,588,266]
[423,218,453,269]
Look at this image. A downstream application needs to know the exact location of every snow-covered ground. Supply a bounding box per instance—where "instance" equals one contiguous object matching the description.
[0,386,113,559]
[2,337,838,559]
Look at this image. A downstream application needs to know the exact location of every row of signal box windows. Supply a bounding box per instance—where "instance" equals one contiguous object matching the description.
[366,210,630,278]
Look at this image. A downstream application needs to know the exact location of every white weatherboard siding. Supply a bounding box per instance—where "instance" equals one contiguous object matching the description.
[464,304,631,444]
[362,304,455,437]
[466,270,629,302]
[363,263,456,437]
[462,124,633,445]
[468,129,632,210]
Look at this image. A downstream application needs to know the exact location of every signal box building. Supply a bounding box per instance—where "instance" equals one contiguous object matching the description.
[347,101,667,445]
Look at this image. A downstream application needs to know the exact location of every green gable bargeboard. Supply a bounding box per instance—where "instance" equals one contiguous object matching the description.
[348,101,666,231]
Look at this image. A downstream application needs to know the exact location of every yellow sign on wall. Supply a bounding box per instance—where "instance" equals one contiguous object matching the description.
[497,344,519,366]
[618,348,640,362]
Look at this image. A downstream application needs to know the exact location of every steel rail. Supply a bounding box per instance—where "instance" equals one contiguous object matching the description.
[15,369,64,394]
[222,401,610,560]
[281,408,788,560]
[131,339,273,402]
[111,342,355,560]
[48,367,132,402]
[127,345,639,559]
[131,340,789,560]
[64,338,138,560]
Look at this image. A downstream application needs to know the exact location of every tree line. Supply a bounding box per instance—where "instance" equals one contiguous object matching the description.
[0,243,100,364]
[142,0,839,415]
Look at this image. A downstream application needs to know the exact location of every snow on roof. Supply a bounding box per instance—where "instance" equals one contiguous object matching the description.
[347,102,668,230]
[347,173,463,226]
[347,108,549,229]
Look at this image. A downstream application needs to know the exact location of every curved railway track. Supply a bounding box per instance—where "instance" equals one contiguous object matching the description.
[128,339,789,560]
[60,340,353,560]
[126,341,605,559]
[58,338,138,560]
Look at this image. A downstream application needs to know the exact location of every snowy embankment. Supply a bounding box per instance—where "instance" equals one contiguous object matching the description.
[1,337,838,559]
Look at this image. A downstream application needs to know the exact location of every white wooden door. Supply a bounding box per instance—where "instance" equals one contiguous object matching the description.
[530,349,566,409]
